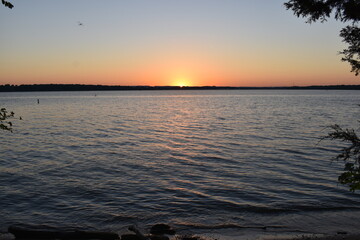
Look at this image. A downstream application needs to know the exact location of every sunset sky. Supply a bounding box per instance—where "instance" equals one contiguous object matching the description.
[0,0,358,87]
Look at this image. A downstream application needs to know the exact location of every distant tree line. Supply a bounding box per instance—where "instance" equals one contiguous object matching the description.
[1,84,360,92]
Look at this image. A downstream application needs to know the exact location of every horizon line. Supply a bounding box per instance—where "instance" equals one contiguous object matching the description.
[1,83,360,88]
[1,84,360,92]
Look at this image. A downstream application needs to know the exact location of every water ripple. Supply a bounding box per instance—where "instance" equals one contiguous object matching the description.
[1,90,360,235]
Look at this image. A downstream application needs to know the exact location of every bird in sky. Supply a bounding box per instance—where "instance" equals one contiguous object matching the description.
[78,21,84,26]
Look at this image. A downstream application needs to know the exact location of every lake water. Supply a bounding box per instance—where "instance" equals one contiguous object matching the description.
[1,90,360,239]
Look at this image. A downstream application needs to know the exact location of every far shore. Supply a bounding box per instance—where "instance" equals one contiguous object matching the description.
[1,84,360,92]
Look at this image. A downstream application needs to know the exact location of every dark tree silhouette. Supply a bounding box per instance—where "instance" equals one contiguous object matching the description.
[323,124,360,191]
[1,0,13,9]
[284,0,359,76]
[285,1,360,191]
[0,108,14,132]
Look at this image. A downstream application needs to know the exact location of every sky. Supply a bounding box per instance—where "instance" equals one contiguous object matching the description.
[0,0,358,87]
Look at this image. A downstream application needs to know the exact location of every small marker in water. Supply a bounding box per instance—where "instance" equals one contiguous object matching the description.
[37,99,40,104]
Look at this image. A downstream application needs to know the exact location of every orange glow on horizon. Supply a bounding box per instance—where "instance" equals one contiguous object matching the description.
[1,42,359,87]
[171,76,193,87]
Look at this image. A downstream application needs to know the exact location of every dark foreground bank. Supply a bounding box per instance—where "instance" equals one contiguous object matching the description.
[0,224,216,240]
[265,234,360,240]
[1,224,360,240]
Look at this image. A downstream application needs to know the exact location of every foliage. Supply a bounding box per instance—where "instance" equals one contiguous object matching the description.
[323,124,360,191]
[1,0,13,9]
[0,108,14,132]
[286,0,360,190]
[284,0,359,23]
[284,0,360,76]
[340,25,360,76]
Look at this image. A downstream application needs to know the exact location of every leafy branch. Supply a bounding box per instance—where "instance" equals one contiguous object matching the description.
[284,0,360,76]
[323,124,360,191]
[340,24,360,76]
[1,0,13,9]
[0,108,15,132]
[284,0,360,23]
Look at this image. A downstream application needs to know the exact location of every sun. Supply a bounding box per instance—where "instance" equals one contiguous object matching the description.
[172,77,192,87]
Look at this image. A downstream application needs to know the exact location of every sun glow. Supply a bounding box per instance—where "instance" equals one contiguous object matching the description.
[172,77,192,87]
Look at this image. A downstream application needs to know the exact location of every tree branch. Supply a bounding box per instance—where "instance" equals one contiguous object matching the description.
[1,0,14,9]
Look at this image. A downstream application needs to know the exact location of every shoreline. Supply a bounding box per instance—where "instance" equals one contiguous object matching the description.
[2,233,360,240]
[2,226,360,240]
[264,234,360,240]
[1,84,360,92]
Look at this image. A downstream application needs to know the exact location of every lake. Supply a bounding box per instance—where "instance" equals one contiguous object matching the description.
[1,90,360,239]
